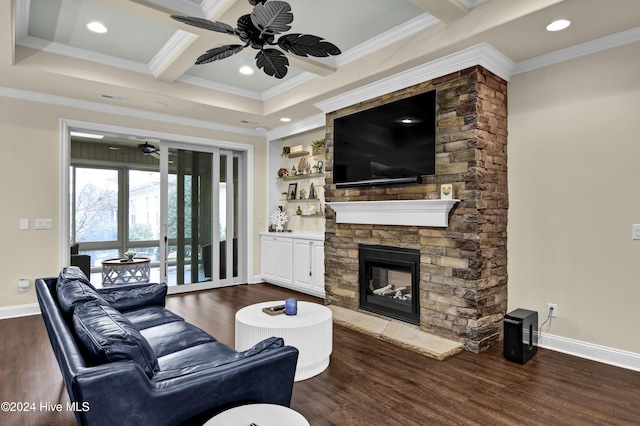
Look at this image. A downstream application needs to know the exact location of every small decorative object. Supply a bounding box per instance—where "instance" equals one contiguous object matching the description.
[270,209,288,232]
[299,188,307,199]
[124,251,136,261]
[316,160,324,173]
[297,156,310,174]
[440,183,455,200]
[296,206,302,215]
[281,146,290,157]
[311,138,326,156]
[291,165,297,176]
[287,183,297,200]
[277,167,289,178]
[285,298,298,316]
[262,304,286,316]
[309,205,317,215]
[309,182,316,199]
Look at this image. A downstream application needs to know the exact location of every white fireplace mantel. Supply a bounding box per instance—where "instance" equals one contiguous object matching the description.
[326,199,460,228]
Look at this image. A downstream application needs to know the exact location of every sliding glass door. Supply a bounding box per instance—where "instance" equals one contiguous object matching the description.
[161,144,244,287]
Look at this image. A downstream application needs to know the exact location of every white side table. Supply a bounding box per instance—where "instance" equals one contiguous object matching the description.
[235,301,332,381]
[204,403,309,426]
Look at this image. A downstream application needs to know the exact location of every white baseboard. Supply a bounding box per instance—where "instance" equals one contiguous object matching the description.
[539,332,640,372]
[2,302,638,372]
[0,303,41,320]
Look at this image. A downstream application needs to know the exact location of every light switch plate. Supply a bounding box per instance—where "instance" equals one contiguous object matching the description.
[35,219,53,230]
[19,219,29,230]
[633,224,640,240]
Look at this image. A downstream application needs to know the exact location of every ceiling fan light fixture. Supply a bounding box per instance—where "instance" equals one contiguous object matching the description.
[546,19,571,32]
[87,21,108,34]
[170,0,341,79]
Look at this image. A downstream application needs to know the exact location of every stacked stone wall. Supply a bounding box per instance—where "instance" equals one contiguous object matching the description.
[323,66,508,352]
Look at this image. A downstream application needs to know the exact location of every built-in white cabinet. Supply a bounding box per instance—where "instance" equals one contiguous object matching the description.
[260,232,325,298]
[260,235,293,285]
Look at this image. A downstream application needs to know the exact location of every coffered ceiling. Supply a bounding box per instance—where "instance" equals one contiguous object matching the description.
[3,0,640,136]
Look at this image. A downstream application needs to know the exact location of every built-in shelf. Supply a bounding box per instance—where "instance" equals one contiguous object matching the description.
[287,151,310,158]
[282,173,325,181]
[327,199,460,227]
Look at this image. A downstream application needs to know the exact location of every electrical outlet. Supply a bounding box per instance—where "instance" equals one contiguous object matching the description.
[548,303,558,318]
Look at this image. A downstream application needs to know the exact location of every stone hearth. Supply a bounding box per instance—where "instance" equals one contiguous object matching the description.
[323,66,508,353]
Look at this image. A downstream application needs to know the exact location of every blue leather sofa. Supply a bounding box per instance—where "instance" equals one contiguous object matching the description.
[36,267,299,426]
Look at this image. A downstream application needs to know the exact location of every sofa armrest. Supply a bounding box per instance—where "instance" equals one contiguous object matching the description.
[97,283,167,311]
[71,346,299,426]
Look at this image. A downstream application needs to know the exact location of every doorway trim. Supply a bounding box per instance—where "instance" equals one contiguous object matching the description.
[60,118,255,293]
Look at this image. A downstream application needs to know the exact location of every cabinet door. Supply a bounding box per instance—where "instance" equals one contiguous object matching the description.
[260,236,277,281]
[275,237,293,285]
[293,239,313,290]
[312,241,325,294]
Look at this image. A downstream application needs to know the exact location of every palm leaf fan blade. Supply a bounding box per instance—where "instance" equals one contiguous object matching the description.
[251,1,293,37]
[196,45,245,65]
[278,33,342,57]
[170,15,234,34]
[255,49,289,78]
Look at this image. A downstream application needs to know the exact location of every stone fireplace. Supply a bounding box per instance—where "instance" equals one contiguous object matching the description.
[323,66,508,353]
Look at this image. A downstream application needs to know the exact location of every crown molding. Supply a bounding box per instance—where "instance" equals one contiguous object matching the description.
[149,30,197,78]
[315,42,514,114]
[336,13,441,68]
[177,74,264,100]
[266,113,325,140]
[513,26,640,75]
[17,35,152,75]
[0,87,263,137]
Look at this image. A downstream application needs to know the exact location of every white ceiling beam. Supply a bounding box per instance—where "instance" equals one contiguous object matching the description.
[407,0,469,22]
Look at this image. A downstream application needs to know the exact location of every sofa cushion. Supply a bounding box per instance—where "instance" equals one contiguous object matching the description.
[141,321,217,358]
[72,302,159,379]
[153,337,286,381]
[123,306,184,330]
[99,283,167,312]
[57,265,94,288]
[57,280,108,317]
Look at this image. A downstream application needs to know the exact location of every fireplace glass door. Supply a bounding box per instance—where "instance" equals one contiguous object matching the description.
[359,245,420,324]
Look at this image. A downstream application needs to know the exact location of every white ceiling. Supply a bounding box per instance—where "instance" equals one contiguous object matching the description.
[3,0,640,136]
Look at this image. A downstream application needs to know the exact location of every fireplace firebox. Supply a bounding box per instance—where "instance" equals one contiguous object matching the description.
[359,245,420,325]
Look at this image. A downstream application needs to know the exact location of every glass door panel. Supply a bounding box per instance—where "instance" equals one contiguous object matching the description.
[127,170,160,265]
[166,148,214,286]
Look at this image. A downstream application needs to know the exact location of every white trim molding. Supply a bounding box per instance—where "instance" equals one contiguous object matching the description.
[539,332,640,373]
[0,303,41,320]
[327,199,460,227]
[315,43,514,114]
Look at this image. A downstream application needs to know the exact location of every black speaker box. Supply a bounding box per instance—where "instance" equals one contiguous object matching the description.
[503,308,538,364]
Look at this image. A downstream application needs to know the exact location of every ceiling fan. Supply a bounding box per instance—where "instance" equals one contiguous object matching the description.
[171,0,342,79]
[136,142,163,160]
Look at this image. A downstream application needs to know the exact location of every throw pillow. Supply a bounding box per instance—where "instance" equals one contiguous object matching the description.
[57,279,107,317]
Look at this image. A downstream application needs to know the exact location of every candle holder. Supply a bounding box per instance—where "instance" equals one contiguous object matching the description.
[285,298,298,316]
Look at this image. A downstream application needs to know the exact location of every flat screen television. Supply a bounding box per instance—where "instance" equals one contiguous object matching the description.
[333,89,436,188]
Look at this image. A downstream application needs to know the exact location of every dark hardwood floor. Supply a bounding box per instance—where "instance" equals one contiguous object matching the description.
[2,283,640,425]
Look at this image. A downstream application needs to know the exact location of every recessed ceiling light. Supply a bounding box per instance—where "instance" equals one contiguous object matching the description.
[401,118,413,124]
[87,21,108,34]
[239,66,254,75]
[280,117,291,122]
[546,19,571,32]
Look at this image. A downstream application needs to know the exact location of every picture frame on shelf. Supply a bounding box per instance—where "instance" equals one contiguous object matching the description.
[287,183,297,200]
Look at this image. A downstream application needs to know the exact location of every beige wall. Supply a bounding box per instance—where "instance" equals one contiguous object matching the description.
[0,96,267,309]
[508,41,640,353]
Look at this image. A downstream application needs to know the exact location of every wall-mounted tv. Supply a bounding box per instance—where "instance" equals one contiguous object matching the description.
[333,89,436,188]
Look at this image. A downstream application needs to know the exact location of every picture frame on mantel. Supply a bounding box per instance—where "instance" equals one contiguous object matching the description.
[287,183,297,200]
